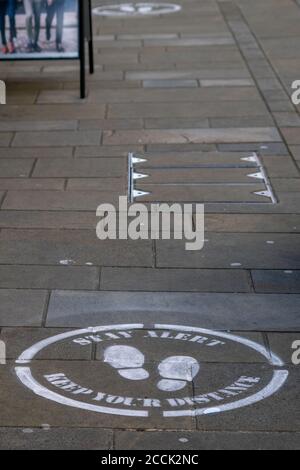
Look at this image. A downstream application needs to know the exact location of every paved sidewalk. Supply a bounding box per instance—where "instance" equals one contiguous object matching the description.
[0,0,299,450]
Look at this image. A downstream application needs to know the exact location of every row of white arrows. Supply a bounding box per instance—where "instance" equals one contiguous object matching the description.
[130,152,274,200]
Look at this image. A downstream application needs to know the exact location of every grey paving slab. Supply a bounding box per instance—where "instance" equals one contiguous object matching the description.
[143,80,198,88]
[94,34,115,40]
[195,192,300,215]
[209,116,274,128]
[1,104,106,120]
[268,100,295,112]
[126,69,251,81]
[218,142,289,155]
[108,62,179,72]
[145,143,217,153]
[90,87,260,104]
[84,79,142,92]
[271,178,300,192]
[195,366,299,432]
[101,268,252,293]
[142,51,243,65]
[281,128,300,145]
[79,119,144,130]
[44,71,123,84]
[6,91,38,105]
[0,289,47,326]
[261,156,299,177]
[0,147,73,159]
[180,32,233,39]
[6,81,64,92]
[255,78,282,92]
[0,211,96,229]
[0,427,113,450]
[33,158,125,178]
[46,291,300,330]
[100,21,227,36]
[144,38,235,47]
[0,133,13,146]
[0,159,34,177]
[0,178,65,191]
[0,120,78,131]
[249,59,282,78]
[0,328,93,360]
[108,101,269,119]
[273,58,300,78]
[144,118,210,129]
[274,113,300,127]
[118,34,179,40]
[0,230,153,267]
[156,234,300,270]
[124,61,249,70]
[0,265,100,290]
[94,52,139,65]
[96,39,142,48]
[200,78,254,87]
[260,37,300,60]
[103,128,281,145]
[66,178,126,192]
[114,430,300,450]
[12,131,101,147]
[205,214,300,233]
[79,80,140,92]
[262,89,288,102]
[290,146,300,160]
[75,145,143,158]
[252,270,300,294]
[2,190,122,211]
[148,62,246,71]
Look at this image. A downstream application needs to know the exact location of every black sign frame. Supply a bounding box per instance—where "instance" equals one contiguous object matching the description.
[0,0,94,98]
[79,0,94,98]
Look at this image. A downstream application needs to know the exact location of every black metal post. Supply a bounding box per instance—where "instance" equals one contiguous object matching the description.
[79,0,86,99]
[88,0,94,75]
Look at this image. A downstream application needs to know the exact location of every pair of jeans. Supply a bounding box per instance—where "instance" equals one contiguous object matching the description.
[46,0,65,45]
[0,0,17,46]
[24,0,42,46]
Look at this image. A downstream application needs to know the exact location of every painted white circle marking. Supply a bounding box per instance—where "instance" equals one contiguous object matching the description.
[93,3,182,17]
[15,324,288,419]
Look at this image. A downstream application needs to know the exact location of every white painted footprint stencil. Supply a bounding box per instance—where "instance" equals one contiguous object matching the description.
[104,345,149,380]
[157,355,200,392]
[104,346,200,391]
